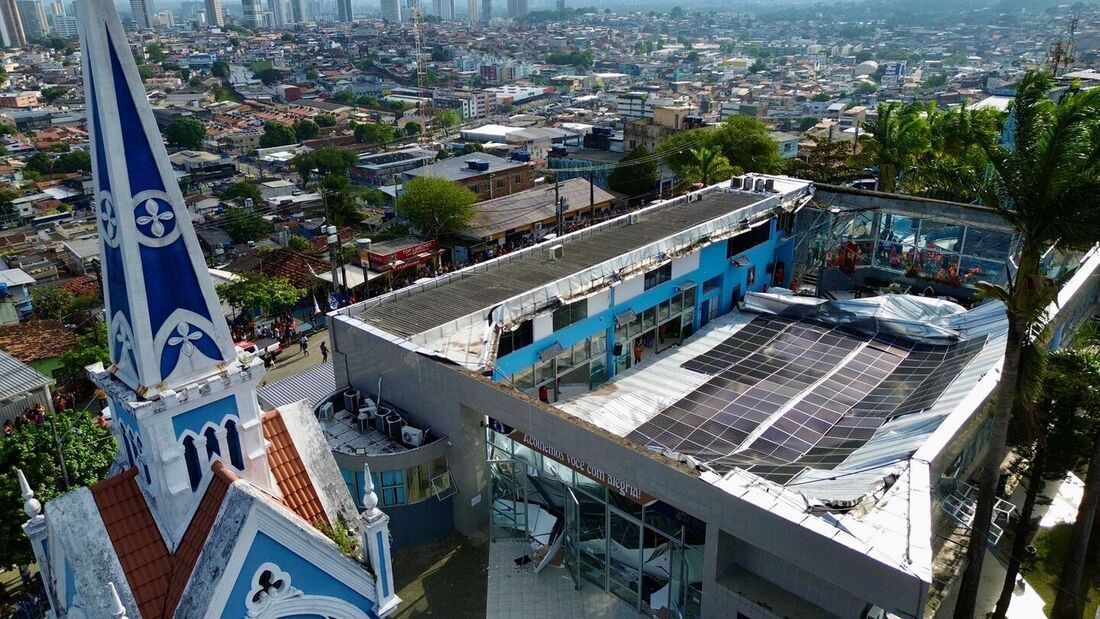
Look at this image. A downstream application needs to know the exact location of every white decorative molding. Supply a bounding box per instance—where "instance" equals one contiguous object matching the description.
[245,562,302,618]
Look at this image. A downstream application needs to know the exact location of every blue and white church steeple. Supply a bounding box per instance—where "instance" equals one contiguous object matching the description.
[78,0,276,543]
[80,0,236,396]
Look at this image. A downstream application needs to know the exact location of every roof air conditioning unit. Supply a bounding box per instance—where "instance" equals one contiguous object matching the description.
[318,401,334,420]
[401,426,425,447]
[548,244,564,260]
[764,179,776,192]
[628,212,640,224]
[754,178,767,192]
[731,175,743,188]
[741,176,754,191]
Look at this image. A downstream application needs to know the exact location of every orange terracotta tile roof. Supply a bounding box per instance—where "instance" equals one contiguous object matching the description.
[262,409,329,526]
[90,464,235,618]
[256,248,328,289]
[56,274,102,298]
[0,320,80,364]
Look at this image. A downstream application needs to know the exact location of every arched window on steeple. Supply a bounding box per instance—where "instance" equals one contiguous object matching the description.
[225,419,244,470]
[183,435,201,491]
[204,426,221,461]
[122,428,135,469]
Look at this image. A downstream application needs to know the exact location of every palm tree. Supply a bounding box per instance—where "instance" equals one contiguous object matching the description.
[953,70,1100,619]
[907,102,1004,201]
[683,146,734,186]
[859,101,929,193]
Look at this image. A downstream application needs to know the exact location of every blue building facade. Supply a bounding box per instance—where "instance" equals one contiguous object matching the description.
[492,218,794,399]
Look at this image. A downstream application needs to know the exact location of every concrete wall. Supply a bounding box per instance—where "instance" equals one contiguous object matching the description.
[330,314,927,618]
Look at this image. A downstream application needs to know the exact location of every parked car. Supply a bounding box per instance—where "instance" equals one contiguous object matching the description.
[235,337,283,367]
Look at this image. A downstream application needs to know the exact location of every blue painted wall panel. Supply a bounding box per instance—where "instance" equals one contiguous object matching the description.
[170,394,239,439]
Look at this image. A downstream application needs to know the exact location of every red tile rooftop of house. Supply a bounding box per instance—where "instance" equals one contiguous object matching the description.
[263,408,329,526]
[89,464,235,618]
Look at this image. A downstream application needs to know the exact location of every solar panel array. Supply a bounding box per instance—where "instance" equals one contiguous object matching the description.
[627,314,986,485]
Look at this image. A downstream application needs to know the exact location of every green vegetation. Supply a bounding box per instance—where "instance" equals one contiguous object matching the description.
[287,235,312,252]
[546,49,594,69]
[293,148,357,187]
[320,174,362,227]
[219,181,264,205]
[314,518,358,557]
[164,117,207,150]
[954,69,1100,619]
[211,60,230,78]
[658,115,784,181]
[53,151,90,174]
[144,42,166,63]
[221,206,271,243]
[314,114,337,127]
[354,122,396,146]
[0,408,116,566]
[608,146,657,199]
[216,272,303,316]
[40,86,68,103]
[29,285,97,321]
[57,323,110,383]
[395,176,477,238]
[293,119,320,141]
[1022,524,1100,618]
[259,122,297,148]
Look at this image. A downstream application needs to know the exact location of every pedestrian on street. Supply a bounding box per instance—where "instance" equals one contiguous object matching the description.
[300,334,309,356]
[321,340,329,362]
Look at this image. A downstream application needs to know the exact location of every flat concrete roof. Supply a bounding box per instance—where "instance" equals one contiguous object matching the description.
[357,190,760,338]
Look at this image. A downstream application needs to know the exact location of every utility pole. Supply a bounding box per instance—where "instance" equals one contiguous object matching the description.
[326,225,342,308]
[554,179,564,237]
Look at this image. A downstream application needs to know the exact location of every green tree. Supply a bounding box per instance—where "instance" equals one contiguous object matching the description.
[0,408,116,566]
[404,122,422,137]
[144,42,166,63]
[354,122,396,146]
[320,174,362,227]
[219,181,264,205]
[608,146,657,199]
[287,235,312,252]
[211,60,230,78]
[314,114,337,127]
[923,73,948,89]
[40,86,68,103]
[905,102,1001,202]
[30,285,76,319]
[681,146,733,186]
[216,272,303,317]
[430,45,451,61]
[395,176,477,238]
[857,101,929,193]
[259,122,297,148]
[164,117,207,150]
[435,109,460,136]
[53,151,90,174]
[293,119,320,141]
[253,67,284,85]
[25,152,54,176]
[784,138,859,185]
[710,115,784,175]
[293,148,357,187]
[137,65,153,81]
[333,89,356,104]
[856,81,878,94]
[57,322,110,382]
[954,70,1100,619]
[221,206,271,243]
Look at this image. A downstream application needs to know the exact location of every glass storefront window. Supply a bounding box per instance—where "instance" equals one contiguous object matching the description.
[591,332,607,356]
[534,359,554,384]
[572,341,590,365]
[642,307,656,329]
[960,256,1008,285]
[379,469,406,506]
[963,227,1015,260]
[918,219,964,253]
[659,300,671,322]
[514,366,534,389]
[683,285,696,308]
[879,214,920,246]
[670,293,683,315]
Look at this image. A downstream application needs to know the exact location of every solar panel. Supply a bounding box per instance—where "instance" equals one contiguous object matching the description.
[627,312,987,485]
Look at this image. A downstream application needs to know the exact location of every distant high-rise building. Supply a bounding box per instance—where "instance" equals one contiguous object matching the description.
[479,0,489,22]
[289,0,306,22]
[380,0,401,22]
[0,0,26,47]
[505,0,523,18]
[242,0,262,26]
[51,12,74,36]
[266,0,283,25]
[15,0,46,40]
[335,0,350,20]
[152,8,173,27]
[432,0,452,19]
[466,0,475,23]
[129,0,153,28]
[205,0,223,25]
[555,0,563,9]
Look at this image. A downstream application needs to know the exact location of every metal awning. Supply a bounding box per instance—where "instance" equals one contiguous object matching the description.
[538,342,564,361]
[257,362,337,410]
[614,309,637,325]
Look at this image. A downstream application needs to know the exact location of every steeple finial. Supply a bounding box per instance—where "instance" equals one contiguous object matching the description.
[77,0,237,397]
[107,581,128,619]
[17,469,40,518]
[362,463,380,516]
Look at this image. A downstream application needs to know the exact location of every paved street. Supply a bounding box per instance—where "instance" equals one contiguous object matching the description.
[260,326,331,385]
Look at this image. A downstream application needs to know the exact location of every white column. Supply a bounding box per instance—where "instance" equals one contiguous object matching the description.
[360,464,399,616]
